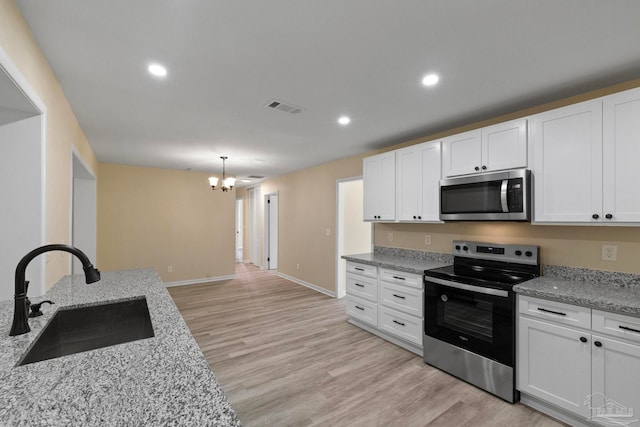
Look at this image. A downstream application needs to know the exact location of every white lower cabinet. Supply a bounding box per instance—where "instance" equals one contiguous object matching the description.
[518,295,640,424]
[345,261,423,354]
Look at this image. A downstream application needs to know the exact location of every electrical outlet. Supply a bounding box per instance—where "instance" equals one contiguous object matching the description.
[325,228,331,236]
[168,265,173,273]
[387,232,393,242]
[425,234,432,245]
[601,245,617,261]
[296,263,300,270]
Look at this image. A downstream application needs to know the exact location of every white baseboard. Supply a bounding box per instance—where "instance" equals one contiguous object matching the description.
[164,274,235,287]
[519,393,596,427]
[277,272,336,298]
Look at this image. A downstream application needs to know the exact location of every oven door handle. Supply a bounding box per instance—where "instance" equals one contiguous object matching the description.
[500,179,509,213]
[425,276,509,298]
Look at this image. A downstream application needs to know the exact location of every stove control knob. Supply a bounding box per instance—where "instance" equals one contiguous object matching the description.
[525,251,533,257]
[463,245,469,251]
[455,245,461,251]
[515,250,522,256]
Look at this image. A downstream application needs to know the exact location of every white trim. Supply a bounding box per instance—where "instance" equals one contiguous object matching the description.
[277,272,336,298]
[164,274,236,287]
[69,146,97,272]
[0,44,48,295]
[519,393,594,427]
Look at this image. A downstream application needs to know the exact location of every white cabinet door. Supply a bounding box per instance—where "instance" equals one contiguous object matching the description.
[530,100,603,223]
[396,141,442,222]
[442,130,482,177]
[591,335,640,421]
[419,141,442,222]
[603,87,640,223]
[482,119,527,173]
[518,316,591,418]
[396,145,422,221]
[363,152,395,221]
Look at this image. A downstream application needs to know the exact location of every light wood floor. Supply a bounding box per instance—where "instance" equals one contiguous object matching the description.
[168,264,567,427]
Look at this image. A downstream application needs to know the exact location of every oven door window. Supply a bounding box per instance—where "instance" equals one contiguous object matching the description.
[440,294,493,342]
[425,283,514,367]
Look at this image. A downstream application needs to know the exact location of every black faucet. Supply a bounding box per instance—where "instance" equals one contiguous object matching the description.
[9,244,100,336]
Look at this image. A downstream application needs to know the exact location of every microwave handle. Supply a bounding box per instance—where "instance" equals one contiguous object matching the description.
[500,179,509,212]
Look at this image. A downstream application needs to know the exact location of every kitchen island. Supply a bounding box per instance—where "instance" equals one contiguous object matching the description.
[0,269,240,426]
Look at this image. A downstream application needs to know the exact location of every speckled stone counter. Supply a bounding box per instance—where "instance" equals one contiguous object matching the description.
[342,246,453,274]
[0,269,240,427]
[514,265,640,317]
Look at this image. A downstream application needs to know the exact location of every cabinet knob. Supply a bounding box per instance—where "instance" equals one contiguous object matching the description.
[605,213,613,219]
[580,337,587,343]
[474,166,480,171]
[413,216,417,219]
[481,165,487,170]
[592,214,600,220]
[594,341,602,347]
[418,216,422,220]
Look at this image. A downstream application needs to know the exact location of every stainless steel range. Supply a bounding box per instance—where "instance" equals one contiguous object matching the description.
[423,240,540,402]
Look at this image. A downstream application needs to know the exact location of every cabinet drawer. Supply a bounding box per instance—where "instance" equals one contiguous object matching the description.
[378,306,422,346]
[379,268,422,289]
[346,262,377,278]
[518,296,590,329]
[346,295,378,327]
[379,282,423,318]
[592,310,640,344]
[346,273,377,302]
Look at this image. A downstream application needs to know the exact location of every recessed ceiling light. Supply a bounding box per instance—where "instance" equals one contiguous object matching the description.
[148,63,167,77]
[241,179,252,183]
[338,116,351,125]
[422,73,439,87]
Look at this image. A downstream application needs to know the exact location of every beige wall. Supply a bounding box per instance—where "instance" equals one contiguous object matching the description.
[0,0,98,288]
[244,155,364,292]
[97,163,235,283]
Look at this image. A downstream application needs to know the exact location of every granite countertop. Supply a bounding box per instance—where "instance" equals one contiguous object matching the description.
[342,246,453,274]
[514,265,640,317]
[0,269,240,427]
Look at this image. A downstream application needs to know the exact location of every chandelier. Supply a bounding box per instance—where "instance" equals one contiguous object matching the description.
[208,156,236,192]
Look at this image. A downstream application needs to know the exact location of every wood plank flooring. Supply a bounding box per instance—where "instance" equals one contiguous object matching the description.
[168,264,566,427]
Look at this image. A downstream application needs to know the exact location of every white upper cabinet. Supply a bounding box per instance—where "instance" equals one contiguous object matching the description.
[531,87,640,224]
[530,100,603,223]
[396,140,442,222]
[602,87,640,223]
[442,119,527,177]
[363,152,396,221]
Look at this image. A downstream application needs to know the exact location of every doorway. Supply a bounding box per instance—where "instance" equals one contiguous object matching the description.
[71,150,96,274]
[264,193,278,270]
[336,178,372,298]
[247,186,261,267]
[236,199,244,262]
[0,50,45,301]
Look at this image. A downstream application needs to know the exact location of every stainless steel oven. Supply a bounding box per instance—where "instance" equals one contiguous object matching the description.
[439,169,531,221]
[423,241,540,402]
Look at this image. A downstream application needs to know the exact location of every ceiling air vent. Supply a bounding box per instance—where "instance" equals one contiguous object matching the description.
[248,175,264,179]
[266,99,303,115]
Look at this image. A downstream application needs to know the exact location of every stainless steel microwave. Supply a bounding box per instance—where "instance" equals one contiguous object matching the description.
[439,169,531,221]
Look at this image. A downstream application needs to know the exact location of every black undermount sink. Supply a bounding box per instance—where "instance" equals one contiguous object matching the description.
[18,296,154,366]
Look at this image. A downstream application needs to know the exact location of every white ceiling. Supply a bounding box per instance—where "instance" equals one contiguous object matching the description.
[12,0,640,184]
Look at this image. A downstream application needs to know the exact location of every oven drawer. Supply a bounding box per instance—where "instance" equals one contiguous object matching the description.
[592,310,640,344]
[379,268,422,289]
[379,306,422,346]
[346,273,378,302]
[379,282,423,317]
[346,295,378,327]
[346,262,377,278]
[518,296,590,329]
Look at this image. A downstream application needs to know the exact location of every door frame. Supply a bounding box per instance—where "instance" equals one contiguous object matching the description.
[336,176,372,299]
[69,147,97,273]
[263,192,279,270]
[235,199,244,262]
[0,45,48,298]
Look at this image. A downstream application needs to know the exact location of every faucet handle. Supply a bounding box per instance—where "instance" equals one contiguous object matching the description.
[29,300,54,318]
